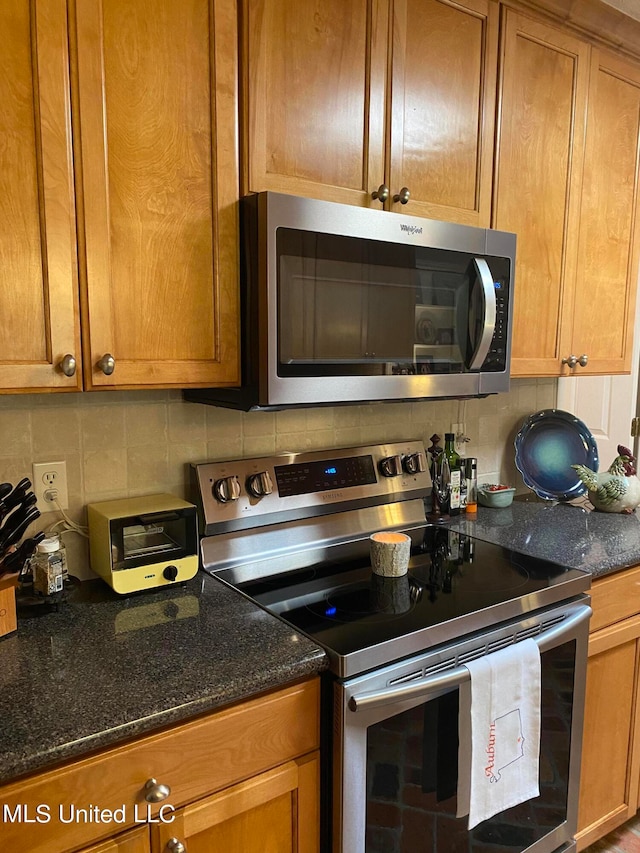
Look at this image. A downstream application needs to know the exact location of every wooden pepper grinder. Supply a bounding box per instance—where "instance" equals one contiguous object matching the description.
[427,433,450,523]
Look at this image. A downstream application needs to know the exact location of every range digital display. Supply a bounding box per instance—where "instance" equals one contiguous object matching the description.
[275,455,377,497]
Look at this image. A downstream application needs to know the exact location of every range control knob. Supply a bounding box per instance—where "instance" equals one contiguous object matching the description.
[403,452,426,475]
[163,565,178,581]
[212,475,241,503]
[247,471,273,498]
[379,455,402,477]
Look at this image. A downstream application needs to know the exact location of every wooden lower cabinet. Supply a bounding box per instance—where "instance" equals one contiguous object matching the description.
[152,752,319,853]
[576,568,640,849]
[79,827,150,853]
[0,679,320,853]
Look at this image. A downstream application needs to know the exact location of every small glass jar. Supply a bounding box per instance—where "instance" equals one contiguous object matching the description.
[32,535,67,597]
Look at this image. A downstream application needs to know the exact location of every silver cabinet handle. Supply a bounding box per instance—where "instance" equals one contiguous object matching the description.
[577,354,588,367]
[144,777,171,803]
[165,840,186,853]
[371,184,389,203]
[468,257,496,371]
[562,355,578,368]
[393,187,411,204]
[348,603,591,713]
[59,354,77,377]
[97,353,115,375]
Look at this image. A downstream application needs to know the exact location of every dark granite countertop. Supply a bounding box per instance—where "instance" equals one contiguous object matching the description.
[4,497,639,788]
[0,574,327,786]
[449,497,640,578]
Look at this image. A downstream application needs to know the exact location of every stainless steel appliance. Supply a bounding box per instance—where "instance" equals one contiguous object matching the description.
[185,192,516,410]
[192,440,590,853]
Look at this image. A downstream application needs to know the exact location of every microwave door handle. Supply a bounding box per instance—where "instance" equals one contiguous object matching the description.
[467,257,497,371]
[348,603,592,713]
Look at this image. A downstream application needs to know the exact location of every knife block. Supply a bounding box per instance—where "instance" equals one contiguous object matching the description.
[0,573,19,638]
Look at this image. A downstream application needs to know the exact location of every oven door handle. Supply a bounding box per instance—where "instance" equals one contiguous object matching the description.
[348,603,592,713]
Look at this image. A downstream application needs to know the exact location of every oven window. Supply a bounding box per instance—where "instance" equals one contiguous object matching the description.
[365,641,575,852]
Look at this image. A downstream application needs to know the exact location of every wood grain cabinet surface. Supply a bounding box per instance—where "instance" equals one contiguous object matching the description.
[0,0,241,393]
[493,8,589,378]
[242,0,498,226]
[0,679,320,853]
[0,0,82,392]
[576,567,640,850]
[495,9,640,378]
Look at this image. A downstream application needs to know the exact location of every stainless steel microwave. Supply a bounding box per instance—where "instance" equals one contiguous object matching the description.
[185,192,516,410]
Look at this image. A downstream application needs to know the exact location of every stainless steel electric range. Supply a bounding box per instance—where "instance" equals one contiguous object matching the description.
[192,440,591,853]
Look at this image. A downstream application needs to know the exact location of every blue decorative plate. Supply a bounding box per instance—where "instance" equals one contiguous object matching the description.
[514,409,599,501]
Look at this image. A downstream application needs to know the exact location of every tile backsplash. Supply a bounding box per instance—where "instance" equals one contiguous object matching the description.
[0,378,555,579]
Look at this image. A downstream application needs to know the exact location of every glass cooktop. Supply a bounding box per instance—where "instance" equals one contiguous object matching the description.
[227,525,590,678]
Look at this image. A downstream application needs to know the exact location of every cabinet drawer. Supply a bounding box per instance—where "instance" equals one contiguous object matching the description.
[589,566,640,632]
[0,678,319,853]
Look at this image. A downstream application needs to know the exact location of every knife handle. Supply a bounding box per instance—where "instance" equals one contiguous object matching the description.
[2,509,41,552]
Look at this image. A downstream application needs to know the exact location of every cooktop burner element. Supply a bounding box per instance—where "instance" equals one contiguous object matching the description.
[193,441,590,678]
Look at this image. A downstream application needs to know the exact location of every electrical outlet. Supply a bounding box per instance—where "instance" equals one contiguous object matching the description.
[33,461,69,511]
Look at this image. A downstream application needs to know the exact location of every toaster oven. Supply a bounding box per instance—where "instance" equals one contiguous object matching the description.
[87,494,198,594]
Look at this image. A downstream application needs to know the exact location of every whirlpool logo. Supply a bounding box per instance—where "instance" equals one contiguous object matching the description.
[400,223,423,235]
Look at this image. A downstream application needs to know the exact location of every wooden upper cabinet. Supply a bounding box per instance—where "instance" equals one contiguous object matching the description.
[570,50,640,376]
[242,0,498,224]
[242,0,389,206]
[493,8,589,377]
[388,0,498,225]
[72,0,240,390]
[0,0,81,392]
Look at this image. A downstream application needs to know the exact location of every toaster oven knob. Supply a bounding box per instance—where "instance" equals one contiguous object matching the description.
[212,475,241,503]
[163,565,178,581]
[379,455,402,477]
[403,451,426,475]
[247,471,273,498]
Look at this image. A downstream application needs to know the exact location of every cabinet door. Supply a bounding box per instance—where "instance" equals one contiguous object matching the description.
[388,0,498,226]
[79,827,150,853]
[73,0,240,389]
[493,9,589,377]
[243,0,389,207]
[151,753,320,853]
[0,0,81,392]
[576,620,640,849]
[570,50,640,375]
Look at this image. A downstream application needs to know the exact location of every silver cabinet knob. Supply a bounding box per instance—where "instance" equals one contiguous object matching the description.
[97,353,115,375]
[144,777,171,803]
[59,354,77,377]
[247,471,273,498]
[371,184,389,203]
[577,354,589,367]
[393,187,411,204]
[213,475,241,503]
[165,839,186,853]
[562,354,578,368]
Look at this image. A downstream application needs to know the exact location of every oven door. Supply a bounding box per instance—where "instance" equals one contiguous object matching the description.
[334,598,590,853]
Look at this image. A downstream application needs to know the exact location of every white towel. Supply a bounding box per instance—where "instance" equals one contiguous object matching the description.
[456,638,541,829]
